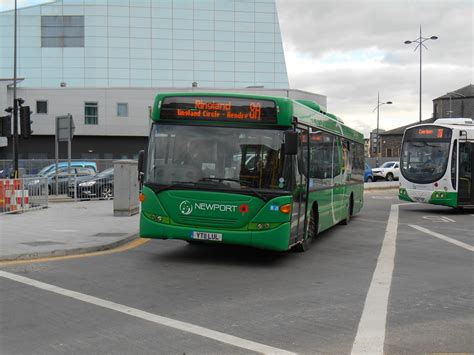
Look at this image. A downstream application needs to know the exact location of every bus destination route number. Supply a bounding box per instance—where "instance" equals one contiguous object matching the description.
[160,96,277,123]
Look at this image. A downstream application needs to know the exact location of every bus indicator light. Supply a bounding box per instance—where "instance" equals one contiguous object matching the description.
[279,204,291,214]
[139,193,145,202]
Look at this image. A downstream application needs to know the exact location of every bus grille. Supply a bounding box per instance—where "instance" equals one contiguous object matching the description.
[178,215,238,227]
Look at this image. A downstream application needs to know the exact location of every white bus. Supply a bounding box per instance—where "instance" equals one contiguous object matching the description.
[399,118,474,208]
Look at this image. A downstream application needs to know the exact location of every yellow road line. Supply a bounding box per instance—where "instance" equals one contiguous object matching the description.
[0,238,150,267]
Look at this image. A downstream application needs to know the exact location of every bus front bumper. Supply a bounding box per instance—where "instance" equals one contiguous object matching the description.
[399,188,458,207]
[140,213,291,252]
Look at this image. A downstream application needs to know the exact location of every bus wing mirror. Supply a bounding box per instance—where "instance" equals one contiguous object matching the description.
[138,150,146,180]
[284,131,298,155]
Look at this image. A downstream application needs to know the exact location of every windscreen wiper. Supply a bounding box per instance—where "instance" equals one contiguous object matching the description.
[200,177,268,201]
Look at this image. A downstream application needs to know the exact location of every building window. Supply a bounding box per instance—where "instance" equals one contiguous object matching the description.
[85,102,98,125]
[36,100,47,114]
[41,16,84,48]
[117,103,128,117]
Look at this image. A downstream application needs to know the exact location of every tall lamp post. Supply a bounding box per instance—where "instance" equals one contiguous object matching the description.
[404,26,438,123]
[373,92,392,168]
[10,0,19,178]
[446,91,465,117]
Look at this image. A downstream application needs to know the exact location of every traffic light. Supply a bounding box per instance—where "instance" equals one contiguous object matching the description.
[20,105,33,139]
[0,115,12,138]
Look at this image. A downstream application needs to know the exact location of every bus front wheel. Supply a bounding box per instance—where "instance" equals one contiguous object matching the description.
[340,196,353,225]
[293,208,318,252]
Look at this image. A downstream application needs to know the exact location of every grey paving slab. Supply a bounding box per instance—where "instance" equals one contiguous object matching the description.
[0,200,139,260]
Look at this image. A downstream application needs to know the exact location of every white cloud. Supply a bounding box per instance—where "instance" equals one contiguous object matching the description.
[277,0,473,137]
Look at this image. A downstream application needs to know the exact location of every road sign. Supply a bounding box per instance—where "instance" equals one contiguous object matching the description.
[0,137,7,147]
[56,114,75,142]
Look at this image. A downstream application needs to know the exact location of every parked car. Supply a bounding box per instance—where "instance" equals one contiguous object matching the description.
[68,168,114,200]
[0,162,28,178]
[364,163,374,182]
[36,161,97,176]
[27,166,96,195]
[372,161,400,181]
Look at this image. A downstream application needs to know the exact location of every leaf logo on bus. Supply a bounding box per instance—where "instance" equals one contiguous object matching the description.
[179,200,193,215]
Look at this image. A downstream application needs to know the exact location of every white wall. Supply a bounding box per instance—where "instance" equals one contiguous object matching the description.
[5,87,327,137]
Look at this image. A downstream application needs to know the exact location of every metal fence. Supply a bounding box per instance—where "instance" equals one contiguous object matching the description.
[66,173,114,201]
[0,177,48,214]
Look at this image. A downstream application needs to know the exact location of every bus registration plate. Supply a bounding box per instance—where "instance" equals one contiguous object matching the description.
[191,231,222,242]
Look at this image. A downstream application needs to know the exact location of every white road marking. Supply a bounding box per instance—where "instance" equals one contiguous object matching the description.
[408,224,474,252]
[52,229,79,233]
[0,271,296,355]
[422,216,455,223]
[351,204,399,355]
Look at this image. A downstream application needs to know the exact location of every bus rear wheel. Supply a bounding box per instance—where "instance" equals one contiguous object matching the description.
[293,208,318,252]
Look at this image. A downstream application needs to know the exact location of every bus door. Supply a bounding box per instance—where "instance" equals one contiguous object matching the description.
[458,142,474,205]
[290,129,309,244]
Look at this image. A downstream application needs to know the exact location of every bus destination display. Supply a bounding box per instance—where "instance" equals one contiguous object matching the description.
[406,126,452,140]
[160,96,277,123]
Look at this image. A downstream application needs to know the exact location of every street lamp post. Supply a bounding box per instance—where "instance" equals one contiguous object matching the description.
[446,91,466,117]
[404,26,438,123]
[11,0,19,178]
[373,92,392,168]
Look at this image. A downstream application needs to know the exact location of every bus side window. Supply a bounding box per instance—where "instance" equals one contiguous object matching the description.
[451,140,457,190]
[297,132,308,178]
[332,137,342,179]
[309,131,334,188]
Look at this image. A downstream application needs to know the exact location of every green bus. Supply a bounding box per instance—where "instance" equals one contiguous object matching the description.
[138,92,365,252]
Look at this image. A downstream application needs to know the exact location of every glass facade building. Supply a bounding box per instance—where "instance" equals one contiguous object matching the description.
[0,0,289,89]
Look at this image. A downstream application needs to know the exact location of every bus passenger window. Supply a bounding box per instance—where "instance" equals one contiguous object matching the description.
[308,131,334,189]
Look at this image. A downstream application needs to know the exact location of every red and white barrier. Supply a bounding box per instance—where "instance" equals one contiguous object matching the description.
[0,179,29,212]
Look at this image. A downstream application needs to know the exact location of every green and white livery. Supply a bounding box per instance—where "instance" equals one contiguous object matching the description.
[399,118,474,208]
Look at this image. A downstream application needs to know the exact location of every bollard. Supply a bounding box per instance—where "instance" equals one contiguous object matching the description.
[113,159,139,217]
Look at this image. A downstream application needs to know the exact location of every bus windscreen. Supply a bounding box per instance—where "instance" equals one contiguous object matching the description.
[160,96,277,123]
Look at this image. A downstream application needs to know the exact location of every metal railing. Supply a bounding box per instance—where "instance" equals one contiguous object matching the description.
[66,174,114,201]
[0,177,48,214]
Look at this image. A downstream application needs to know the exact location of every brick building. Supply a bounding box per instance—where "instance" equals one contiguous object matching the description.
[433,84,474,119]
[379,84,473,158]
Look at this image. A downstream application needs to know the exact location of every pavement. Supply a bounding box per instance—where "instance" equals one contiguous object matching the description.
[0,182,397,262]
[0,200,139,261]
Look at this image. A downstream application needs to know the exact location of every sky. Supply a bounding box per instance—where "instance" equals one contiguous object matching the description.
[276,0,473,136]
[1,0,472,137]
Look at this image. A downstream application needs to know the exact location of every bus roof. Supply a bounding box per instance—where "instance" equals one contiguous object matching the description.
[152,92,364,144]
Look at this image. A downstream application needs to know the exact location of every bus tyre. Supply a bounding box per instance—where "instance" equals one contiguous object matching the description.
[340,197,353,225]
[294,209,317,252]
[386,173,394,181]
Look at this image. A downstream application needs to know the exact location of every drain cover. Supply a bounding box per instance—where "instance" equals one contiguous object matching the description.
[93,233,128,237]
[21,241,65,247]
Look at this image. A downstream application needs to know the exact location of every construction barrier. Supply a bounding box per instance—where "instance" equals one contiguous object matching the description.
[0,178,46,214]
